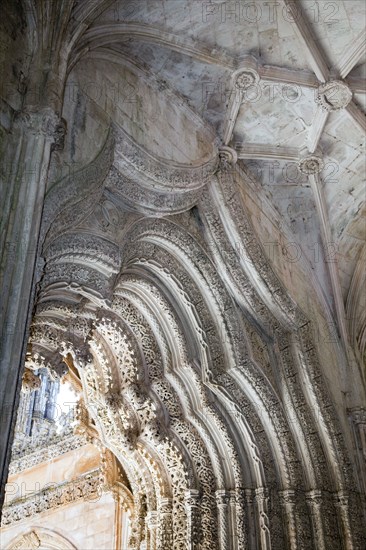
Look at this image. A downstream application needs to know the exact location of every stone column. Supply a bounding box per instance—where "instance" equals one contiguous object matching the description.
[184,489,200,549]
[216,489,230,550]
[146,511,158,550]
[305,490,326,550]
[0,107,62,512]
[334,491,354,550]
[279,490,298,549]
[113,489,124,550]
[244,488,256,550]
[254,487,271,550]
[157,497,173,550]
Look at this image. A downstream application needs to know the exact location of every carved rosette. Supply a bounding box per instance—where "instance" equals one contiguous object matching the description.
[316,80,352,111]
[235,68,260,91]
[298,155,325,175]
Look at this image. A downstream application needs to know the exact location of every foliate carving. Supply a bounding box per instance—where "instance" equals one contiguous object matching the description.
[158,498,173,549]
[41,128,114,245]
[114,126,218,191]
[107,165,204,215]
[1,469,102,526]
[51,117,67,151]
[185,490,201,546]
[349,407,366,425]
[298,155,325,175]
[21,369,41,393]
[40,262,113,297]
[13,107,60,140]
[45,233,121,272]
[25,350,68,381]
[316,80,352,111]
[9,434,84,475]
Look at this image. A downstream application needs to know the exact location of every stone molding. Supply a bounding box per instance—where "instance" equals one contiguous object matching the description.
[1,469,102,527]
[8,434,85,476]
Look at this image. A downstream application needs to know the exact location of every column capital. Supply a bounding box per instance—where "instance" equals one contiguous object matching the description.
[13,107,65,145]
[348,407,366,425]
[279,489,297,506]
[305,489,323,506]
[216,489,230,506]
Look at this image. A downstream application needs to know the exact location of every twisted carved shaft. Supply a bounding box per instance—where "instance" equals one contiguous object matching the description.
[255,488,271,550]
[216,490,230,550]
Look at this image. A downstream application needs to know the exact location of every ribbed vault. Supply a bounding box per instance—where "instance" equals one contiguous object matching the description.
[1,2,365,549]
[23,128,364,548]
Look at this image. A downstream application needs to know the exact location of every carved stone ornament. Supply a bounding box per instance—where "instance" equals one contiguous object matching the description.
[9,530,41,549]
[234,68,260,90]
[219,146,238,166]
[51,117,67,151]
[13,107,61,140]
[21,368,41,393]
[316,80,352,111]
[298,155,325,175]
[1,469,102,527]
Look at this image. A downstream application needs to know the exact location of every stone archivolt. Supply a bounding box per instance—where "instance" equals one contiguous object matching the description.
[21,149,365,549]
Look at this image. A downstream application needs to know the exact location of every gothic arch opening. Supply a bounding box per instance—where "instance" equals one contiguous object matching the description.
[1,1,365,549]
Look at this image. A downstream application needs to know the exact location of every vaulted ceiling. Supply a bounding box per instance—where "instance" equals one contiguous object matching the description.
[1,2,365,548]
[39,0,365,362]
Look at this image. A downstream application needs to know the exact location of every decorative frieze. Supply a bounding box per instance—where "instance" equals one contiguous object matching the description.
[1,469,102,526]
[9,434,85,476]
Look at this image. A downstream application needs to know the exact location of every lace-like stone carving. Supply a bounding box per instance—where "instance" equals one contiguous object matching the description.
[1,470,102,526]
